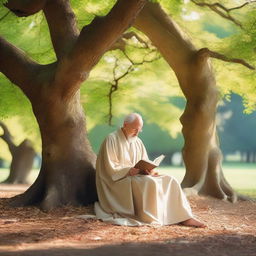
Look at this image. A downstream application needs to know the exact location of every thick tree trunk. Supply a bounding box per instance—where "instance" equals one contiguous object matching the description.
[0,122,35,184]
[11,91,97,210]
[1,0,146,210]
[134,2,238,202]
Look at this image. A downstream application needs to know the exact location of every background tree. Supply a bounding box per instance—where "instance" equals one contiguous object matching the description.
[0,122,35,184]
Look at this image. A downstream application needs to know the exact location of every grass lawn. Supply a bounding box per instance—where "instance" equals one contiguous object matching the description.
[159,163,256,197]
[0,163,255,197]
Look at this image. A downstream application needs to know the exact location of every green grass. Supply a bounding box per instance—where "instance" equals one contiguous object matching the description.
[159,163,256,198]
[0,163,255,197]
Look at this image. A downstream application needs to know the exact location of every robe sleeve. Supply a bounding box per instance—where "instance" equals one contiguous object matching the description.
[102,135,131,182]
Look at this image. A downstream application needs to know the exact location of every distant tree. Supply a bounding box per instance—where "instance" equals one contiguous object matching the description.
[218,94,256,163]
[0,122,35,184]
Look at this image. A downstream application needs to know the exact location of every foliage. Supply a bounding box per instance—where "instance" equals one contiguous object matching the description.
[84,45,184,136]
[0,0,256,158]
[170,1,256,111]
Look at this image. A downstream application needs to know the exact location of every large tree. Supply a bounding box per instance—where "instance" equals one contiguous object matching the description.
[0,0,255,209]
[133,1,255,202]
[0,0,146,210]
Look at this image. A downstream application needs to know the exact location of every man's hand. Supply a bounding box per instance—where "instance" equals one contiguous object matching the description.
[150,170,159,176]
[128,167,140,176]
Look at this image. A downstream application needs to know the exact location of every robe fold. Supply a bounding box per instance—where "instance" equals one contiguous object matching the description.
[95,128,193,226]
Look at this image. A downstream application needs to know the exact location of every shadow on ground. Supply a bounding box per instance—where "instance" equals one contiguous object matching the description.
[1,234,255,256]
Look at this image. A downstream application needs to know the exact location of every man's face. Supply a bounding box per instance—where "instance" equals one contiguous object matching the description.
[123,118,143,138]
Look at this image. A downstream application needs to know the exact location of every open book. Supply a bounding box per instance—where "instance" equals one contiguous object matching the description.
[134,155,165,174]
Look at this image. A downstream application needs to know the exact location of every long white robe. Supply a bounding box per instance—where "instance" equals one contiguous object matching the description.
[95,128,193,226]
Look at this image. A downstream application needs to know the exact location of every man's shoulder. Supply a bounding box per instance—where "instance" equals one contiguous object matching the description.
[106,130,118,140]
[104,130,118,144]
[136,136,144,145]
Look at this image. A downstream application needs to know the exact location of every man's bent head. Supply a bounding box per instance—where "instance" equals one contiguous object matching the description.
[122,113,143,138]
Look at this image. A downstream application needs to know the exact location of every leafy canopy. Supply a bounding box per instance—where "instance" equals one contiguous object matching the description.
[0,0,255,155]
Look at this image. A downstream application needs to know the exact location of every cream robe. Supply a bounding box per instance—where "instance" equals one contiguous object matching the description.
[95,128,193,226]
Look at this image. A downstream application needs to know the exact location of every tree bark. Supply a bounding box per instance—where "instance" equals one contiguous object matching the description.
[134,2,238,202]
[0,122,35,184]
[1,0,146,210]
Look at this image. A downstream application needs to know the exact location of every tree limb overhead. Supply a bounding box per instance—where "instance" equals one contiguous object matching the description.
[54,0,146,99]
[5,0,47,17]
[191,0,256,29]
[205,48,255,70]
[0,37,41,97]
[43,0,80,59]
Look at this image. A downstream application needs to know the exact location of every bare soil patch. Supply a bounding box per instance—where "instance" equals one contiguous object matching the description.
[0,184,255,256]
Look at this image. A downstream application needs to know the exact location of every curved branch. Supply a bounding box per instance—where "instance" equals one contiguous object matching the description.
[134,2,196,75]
[4,0,47,17]
[229,1,256,11]
[109,31,150,51]
[122,31,149,47]
[204,48,255,70]
[107,61,134,125]
[108,58,121,125]
[107,50,160,125]
[43,0,79,59]
[0,36,40,98]
[54,0,146,100]
[191,0,252,29]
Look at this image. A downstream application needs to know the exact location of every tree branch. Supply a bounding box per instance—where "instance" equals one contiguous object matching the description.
[107,50,160,125]
[191,0,256,29]
[201,48,255,70]
[134,2,196,75]
[107,58,132,125]
[54,0,146,100]
[0,36,41,97]
[43,0,79,59]
[229,1,256,11]
[109,31,150,51]
[4,0,47,17]
[122,31,149,47]
[76,0,146,70]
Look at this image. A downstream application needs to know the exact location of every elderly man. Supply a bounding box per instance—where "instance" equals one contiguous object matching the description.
[95,113,205,227]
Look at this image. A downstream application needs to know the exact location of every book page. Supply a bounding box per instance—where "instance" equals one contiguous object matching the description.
[153,154,165,166]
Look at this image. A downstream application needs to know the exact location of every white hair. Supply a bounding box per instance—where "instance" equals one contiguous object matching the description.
[124,113,143,124]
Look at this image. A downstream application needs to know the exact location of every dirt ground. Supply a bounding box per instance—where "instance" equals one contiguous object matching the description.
[0,184,255,256]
